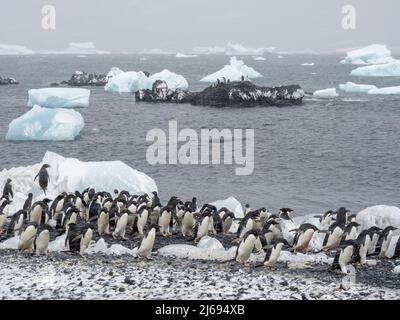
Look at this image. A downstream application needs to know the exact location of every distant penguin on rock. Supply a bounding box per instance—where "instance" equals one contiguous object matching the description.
[136,225,158,260]
[2,178,13,199]
[18,222,39,253]
[34,164,51,195]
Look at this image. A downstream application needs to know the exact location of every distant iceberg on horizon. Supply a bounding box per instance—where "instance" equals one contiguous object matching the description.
[0,43,35,55]
[341,44,395,65]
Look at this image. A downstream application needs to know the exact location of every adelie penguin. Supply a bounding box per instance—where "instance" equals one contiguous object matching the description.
[375,226,397,258]
[112,209,129,240]
[291,223,320,254]
[218,208,235,235]
[7,209,28,236]
[136,225,158,260]
[65,222,93,258]
[331,240,357,274]
[235,230,261,264]
[22,193,33,217]
[367,226,382,255]
[158,197,178,237]
[353,229,372,265]
[2,178,13,199]
[236,210,261,240]
[97,207,110,236]
[195,209,212,243]
[34,164,51,195]
[263,238,290,269]
[0,210,7,234]
[344,222,360,240]
[181,208,195,237]
[34,224,52,255]
[30,198,52,225]
[136,205,149,235]
[18,221,39,253]
[321,221,345,252]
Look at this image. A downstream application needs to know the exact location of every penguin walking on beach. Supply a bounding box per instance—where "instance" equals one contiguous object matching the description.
[18,222,39,253]
[149,191,162,225]
[7,210,28,236]
[353,230,372,265]
[263,238,290,269]
[97,207,110,236]
[65,223,93,258]
[136,206,149,235]
[112,209,129,240]
[375,226,397,258]
[34,224,52,255]
[158,197,178,236]
[235,230,260,264]
[136,225,158,260]
[236,210,261,240]
[331,240,357,274]
[195,209,212,243]
[30,198,52,225]
[367,226,382,255]
[2,178,13,199]
[34,164,51,195]
[321,222,345,252]
[22,193,33,218]
[181,208,195,237]
[262,219,282,245]
[292,223,320,254]
[219,208,235,235]
[344,222,360,240]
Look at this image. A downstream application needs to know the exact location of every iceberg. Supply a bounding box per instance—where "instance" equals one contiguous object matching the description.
[253,56,266,61]
[368,86,400,95]
[339,82,377,93]
[210,196,244,218]
[6,105,84,141]
[138,48,172,55]
[356,205,400,230]
[200,57,263,82]
[106,67,124,79]
[192,46,225,55]
[301,63,315,66]
[313,88,338,97]
[28,88,90,108]
[341,45,395,65]
[0,151,157,214]
[62,42,110,55]
[225,43,274,56]
[176,53,197,58]
[0,43,35,55]
[148,69,189,91]
[350,61,400,77]
[104,71,151,93]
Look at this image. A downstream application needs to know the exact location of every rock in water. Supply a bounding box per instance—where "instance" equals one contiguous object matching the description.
[191,81,304,107]
[51,71,107,87]
[135,80,194,103]
[0,76,19,85]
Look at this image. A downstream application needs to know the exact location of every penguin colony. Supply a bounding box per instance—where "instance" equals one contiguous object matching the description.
[1,165,399,275]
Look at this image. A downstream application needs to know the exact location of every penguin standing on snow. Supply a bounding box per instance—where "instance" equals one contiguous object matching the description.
[292,223,319,254]
[34,224,52,255]
[22,193,33,218]
[49,194,66,220]
[262,219,282,244]
[2,178,13,199]
[235,230,261,264]
[34,164,51,195]
[195,209,212,243]
[136,225,158,260]
[236,210,260,240]
[321,221,345,252]
[314,210,335,228]
[65,223,93,258]
[30,198,52,225]
[18,222,39,253]
[0,198,12,216]
[7,210,28,236]
[331,240,357,274]
[112,209,129,240]
[263,238,290,268]
[158,197,178,236]
[375,226,397,258]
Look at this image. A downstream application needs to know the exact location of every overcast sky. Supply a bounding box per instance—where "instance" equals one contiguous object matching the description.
[0,0,398,53]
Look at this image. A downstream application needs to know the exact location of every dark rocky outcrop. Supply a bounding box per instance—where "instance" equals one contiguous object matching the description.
[51,71,107,87]
[136,80,304,107]
[0,76,19,85]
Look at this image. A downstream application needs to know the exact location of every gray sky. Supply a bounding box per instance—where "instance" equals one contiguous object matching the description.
[0,0,399,53]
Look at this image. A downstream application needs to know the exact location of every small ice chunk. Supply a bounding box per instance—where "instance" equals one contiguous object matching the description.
[48,234,67,252]
[350,61,400,77]
[0,236,19,249]
[210,196,244,218]
[158,244,236,261]
[104,71,151,93]
[301,62,315,66]
[368,86,400,95]
[341,45,394,65]
[200,57,263,82]
[6,105,84,141]
[339,82,377,93]
[313,88,338,97]
[176,53,197,58]
[393,265,400,274]
[253,56,266,61]
[197,236,224,250]
[28,88,90,108]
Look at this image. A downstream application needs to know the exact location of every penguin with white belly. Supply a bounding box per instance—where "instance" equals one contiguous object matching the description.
[97,207,110,236]
[263,238,290,269]
[65,223,93,258]
[331,240,357,274]
[30,198,52,225]
[181,208,195,237]
[195,210,212,243]
[314,210,335,228]
[219,208,235,235]
[367,226,382,255]
[375,226,397,258]
[344,222,360,241]
[112,209,129,240]
[236,210,261,240]
[353,230,372,265]
[262,220,282,245]
[292,223,320,254]
[0,211,6,234]
[18,222,39,253]
[49,193,66,220]
[158,197,178,237]
[321,222,345,252]
[136,225,159,260]
[235,230,261,264]
[7,210,28,236]
[34,224,52,255]
[136,206,149,235]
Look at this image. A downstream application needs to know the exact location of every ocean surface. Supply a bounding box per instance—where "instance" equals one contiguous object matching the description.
[0,54,399,215]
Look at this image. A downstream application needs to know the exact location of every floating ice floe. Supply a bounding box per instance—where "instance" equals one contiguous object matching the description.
[175,53,197,58]
[253,56,266,61]
[339,82,377,93]
[148,69,189,91]
[6,105,84,141]
[225,43,274,56]
[106,67,124,79]
[341,45,395,65]
[139,48,172,55]
[104,71,150,93]
[313,88,338,97]
[0,43,35,55]
[62,42,110,55]
[350,61,400,77]
[301,63,315,66]
[210,196,244,218]
[0,151,157,214]
[368,86,400,95]
[200,57,263,82]
[356,205,400,230]
[27,88,91,108]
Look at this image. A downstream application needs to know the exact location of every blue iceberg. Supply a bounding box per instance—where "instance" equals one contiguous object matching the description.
[6,105,84,141]
[28,88,90,108]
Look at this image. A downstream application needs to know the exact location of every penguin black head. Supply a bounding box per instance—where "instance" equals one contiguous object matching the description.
[6,178,12,183]
[27,193,33,198]
[152,191,158,196]
[368,226,382,234]
[245,204,250,209]
[42,164,51,169]
[42,198,52,204]
[274,238,290,247]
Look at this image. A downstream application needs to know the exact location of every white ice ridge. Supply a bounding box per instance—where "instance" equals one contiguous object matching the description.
[27,88,90,108]
[6,105,84,142]
[225,43,274,56]
[175,53,198,58]
[313,88,338,98]
[200,57,263,82]
[0,43,35,55]
[105,69,188,93]
[341,45,395,65]
[0,151,158,215]
[339,82,377,93]
[62,42,110,55]
[350,61,400,77]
